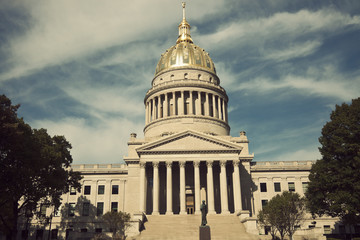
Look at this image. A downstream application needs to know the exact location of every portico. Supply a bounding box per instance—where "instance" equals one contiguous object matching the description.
[139,159,243,215]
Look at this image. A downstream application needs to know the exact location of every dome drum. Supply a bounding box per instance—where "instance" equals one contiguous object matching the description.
[144,116,230,138]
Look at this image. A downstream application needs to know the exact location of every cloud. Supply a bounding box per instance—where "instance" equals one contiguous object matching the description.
[0,0,223,82]
[227,64,360,101]
[33,117,144,164]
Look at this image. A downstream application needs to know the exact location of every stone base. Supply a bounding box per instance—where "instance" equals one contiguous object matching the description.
[199,225,211,240]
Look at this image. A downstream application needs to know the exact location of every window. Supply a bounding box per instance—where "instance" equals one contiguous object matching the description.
[302,182,309,193]
[98,185,105,195]
[51,229,58,239]
[260,183,267,192]
[95,228,102,233]
[82,202,90,216]
[274,182,281,192]
[84,185,91,195]
[324,225,331,234]
[355,225,360,234]
[68,203,75,217]
[264,226,271,235]
[288,182,295,192]
[339,225,346,234]
[21,230,28,240]
[54,206,60,217]
[80,229,87,233]
[40,204,47,216]
[36,230,43,240]
[261,200,268,208]
[111,202,118,212]
[97,202,104,216]
[65,229,73,240]
[112,185,119,195]
[70,187,76,195]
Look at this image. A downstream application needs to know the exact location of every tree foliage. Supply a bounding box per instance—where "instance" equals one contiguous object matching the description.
[306,97,360,225]
[102,211,131,240]
[258,191,305,240]
[0,94,82,240]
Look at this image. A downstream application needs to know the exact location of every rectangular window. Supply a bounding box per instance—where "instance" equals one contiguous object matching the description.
[80,229,87,233]
[36,230,43,240]
[355,225,360,233]
[21,230,28,240]
[82,202,90,216]
[95,228,102,233]
[97,202,104,216]
[302,182,309,193]
[339,225,346,234]
[40,204,47,216]
[84,185,91,195]
[98,185,105,195]
[68,203,75,217]
[51,229,58,239]
[111,202,118,212]
[324,225,331,234]
[274,182,281,192]
[70,187,76,195]
[288,182,295,192]
[260,183,267,192]
[112,185,119,195]
[261,200,268,208]
[54,206,60,217]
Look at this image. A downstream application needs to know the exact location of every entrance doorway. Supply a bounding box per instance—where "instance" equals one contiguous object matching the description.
[186,194,194,214]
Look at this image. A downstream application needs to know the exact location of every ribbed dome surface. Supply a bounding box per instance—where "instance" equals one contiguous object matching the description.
[155,42,216,76]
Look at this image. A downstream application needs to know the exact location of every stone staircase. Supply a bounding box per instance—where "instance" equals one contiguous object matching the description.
[133,214,259,240]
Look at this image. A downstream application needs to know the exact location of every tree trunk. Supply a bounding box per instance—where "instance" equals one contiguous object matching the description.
[11,201,19,240]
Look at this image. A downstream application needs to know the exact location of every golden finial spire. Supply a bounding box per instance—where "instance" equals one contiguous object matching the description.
[176,2,193,44]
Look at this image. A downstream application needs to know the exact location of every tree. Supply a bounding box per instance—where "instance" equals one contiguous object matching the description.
[258,191,305,240]
[306,97,360,227]
[102,211,131,240]
[0,94,82,240]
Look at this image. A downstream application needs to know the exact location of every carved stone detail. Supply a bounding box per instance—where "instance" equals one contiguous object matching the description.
[152,162,159,168]
[206,161,213,167]
[179,161,186,167]
[220,160,227,167]
[193,161,200,167]
[166,161,172,168]
[140,162,146,168]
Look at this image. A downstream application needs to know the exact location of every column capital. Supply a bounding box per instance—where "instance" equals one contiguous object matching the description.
[193,161,200,167]
[206,161,213,167]
[179,161,186,167]
[152,161,159,168]
[166,161,172,168]
[140,161,146,168]
[233,160,240,167]
[220,160,227,167]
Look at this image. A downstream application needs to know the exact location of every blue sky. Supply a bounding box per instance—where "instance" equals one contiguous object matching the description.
[1,0,359,164]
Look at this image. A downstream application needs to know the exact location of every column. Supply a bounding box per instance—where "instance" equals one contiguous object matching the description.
[166,162,173,215]
[179,162,186,214]
[172,92,176,116]
[205,93,209,116]
[206,161,215,214]
[194,161,200,214]
[157,95,162,119]
[232,161,242,213]
[152,98,155,121]
[197,91,201,115]
[224,101,228,122]
[180,91,184,115]
[139,162,146,213]
[189,91,194,115]
[212,94,216,118]
[152,162,159,215]
[218,97,222,120]
[220,160,230,214]
[222,100,226,121]
[164,93,168,117]
[145,102,148,124]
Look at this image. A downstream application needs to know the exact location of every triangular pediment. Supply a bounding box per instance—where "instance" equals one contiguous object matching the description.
[136,130,242,155]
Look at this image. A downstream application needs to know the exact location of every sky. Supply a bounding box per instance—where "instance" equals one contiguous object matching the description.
[1,0,360,164]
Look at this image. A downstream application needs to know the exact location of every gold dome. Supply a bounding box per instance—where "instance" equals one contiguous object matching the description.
[155,42,217,76]
[154,2,216,77]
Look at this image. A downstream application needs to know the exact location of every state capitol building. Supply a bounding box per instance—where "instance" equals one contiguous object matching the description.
[13,3,342,240]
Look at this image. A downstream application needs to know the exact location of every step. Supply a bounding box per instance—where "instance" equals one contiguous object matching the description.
[134,214,258,240]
